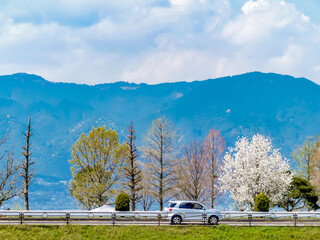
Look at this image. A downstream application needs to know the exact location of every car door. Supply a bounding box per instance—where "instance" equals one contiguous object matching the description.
[192,203,205,221]
[178,202,194,221]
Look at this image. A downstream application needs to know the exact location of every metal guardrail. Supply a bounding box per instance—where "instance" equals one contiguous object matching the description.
[0,210,167,226]
[0,210,320,226]
[220,211,320,227]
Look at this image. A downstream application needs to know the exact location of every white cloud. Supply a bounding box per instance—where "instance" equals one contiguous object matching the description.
[218,0,320,82]
[0,0,319,84]
[35,178,59,186]
[269,44,305,70]
[121,49,216,83]
[223,0,310,45]
[241,0,270,14]
[59,180,68,186]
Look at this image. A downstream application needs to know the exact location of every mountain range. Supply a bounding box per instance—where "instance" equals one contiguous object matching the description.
[0,71,319,209]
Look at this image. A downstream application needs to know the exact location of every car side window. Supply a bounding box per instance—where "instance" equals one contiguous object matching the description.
[169,202,177,208]
[179,202,194,209]
[193,203,204,210]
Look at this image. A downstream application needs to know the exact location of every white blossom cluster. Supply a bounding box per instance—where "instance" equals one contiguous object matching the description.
[219,134,292,210]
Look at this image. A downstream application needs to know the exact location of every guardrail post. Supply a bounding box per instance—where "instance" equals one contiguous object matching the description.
[157,212,161,226]
[293,213,297,227]
[19,212,24,225]
[202,213,207,226]
[112,212,116,226]
[248,213,252,227]
[66,212,70,225]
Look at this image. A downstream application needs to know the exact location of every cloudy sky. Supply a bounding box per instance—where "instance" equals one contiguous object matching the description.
[0,0,319,85]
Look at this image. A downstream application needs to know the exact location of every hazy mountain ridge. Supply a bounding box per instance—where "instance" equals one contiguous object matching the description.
[0,72,319,209]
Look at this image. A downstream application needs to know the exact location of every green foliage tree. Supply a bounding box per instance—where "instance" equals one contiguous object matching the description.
[254,193,270,212]
[69,126,128,210]
[292,136,317,181]
[123,121,142,211]
[115,192,130,211]
[141,117,177,211]
[278,176,319,211]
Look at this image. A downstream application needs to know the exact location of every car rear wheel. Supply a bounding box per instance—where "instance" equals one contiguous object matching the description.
[208,215,219,225]
[171,215,182,225]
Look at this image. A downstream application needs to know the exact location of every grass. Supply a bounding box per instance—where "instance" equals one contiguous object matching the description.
[0,225,319,240]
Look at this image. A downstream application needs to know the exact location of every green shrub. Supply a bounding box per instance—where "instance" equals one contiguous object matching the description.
[254,193,270,212]
[115,192,130,211]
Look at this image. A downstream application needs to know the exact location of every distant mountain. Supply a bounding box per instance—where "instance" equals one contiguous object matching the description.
[0,72,319,209]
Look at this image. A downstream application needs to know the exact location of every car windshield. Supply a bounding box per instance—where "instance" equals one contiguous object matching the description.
[169,202,177,208]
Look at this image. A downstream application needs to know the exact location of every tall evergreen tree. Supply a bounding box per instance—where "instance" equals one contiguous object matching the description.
[21,117,35,210]
[123,121,142,211]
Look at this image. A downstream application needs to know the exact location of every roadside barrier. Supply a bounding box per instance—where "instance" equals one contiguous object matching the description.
[0,210,319,227]
[220,211,320,227]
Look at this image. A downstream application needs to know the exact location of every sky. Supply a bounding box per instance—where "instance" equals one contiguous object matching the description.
[0,0,320,85]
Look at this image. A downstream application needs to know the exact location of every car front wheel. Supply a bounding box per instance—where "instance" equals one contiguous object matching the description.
[171,215,182,225]
[208,215,219,225]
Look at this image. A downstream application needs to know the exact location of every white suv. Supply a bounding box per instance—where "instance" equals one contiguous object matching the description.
[166,201,221,225]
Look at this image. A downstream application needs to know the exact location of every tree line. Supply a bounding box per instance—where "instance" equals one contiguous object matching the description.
[0,116,319,212]
[69,117,226,211]
[68,117,320,212]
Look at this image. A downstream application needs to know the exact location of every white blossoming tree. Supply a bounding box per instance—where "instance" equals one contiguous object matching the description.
[219,134,292,210]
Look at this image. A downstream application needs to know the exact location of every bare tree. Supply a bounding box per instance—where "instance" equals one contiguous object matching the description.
[311,134,320,195]
[141,117,177,211]
[292,136,317,181]
[123,121,142,211]
[20,117,35,210]
[202,129,226,208]
[174,141,208,202]
[0,135,20,206]
[140,168,155,211]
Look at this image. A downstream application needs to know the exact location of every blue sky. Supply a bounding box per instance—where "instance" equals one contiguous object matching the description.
[0,0,319,84]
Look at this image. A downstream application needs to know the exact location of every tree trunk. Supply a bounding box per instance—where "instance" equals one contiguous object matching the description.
[24,178,29,210]
[22,117,33,211]
[159,168,163,211]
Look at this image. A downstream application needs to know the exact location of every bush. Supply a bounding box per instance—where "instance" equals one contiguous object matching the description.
[115,192,130,211]
[254,193,270,212]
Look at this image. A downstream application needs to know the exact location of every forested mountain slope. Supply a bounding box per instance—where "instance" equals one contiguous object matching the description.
[0,72,319,209]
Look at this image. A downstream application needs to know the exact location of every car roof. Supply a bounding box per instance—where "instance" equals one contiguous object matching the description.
[169,200,202,204]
